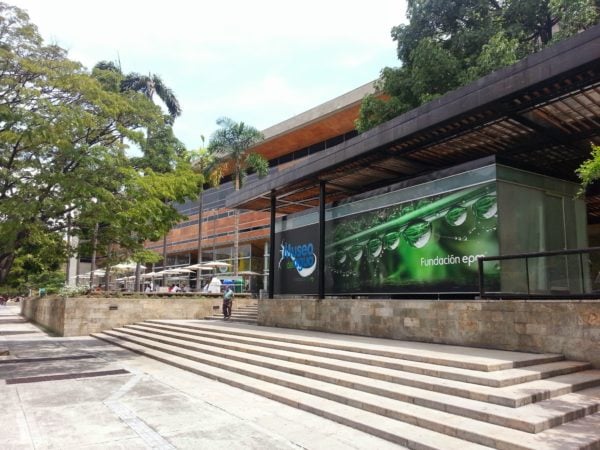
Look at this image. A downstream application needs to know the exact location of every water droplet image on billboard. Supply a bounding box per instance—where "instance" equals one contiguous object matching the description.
[325,182,499,294]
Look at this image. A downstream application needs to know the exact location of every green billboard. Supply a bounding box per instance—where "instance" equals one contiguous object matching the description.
[325,182,499,294]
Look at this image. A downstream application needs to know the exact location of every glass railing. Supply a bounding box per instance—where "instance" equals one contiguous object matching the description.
[477,247,600,299]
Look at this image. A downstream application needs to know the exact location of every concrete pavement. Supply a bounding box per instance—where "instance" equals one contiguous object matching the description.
[0,304,403,449]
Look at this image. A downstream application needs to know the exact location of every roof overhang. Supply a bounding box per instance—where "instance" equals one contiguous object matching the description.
[228,25,600,221]
[251,80,379,162]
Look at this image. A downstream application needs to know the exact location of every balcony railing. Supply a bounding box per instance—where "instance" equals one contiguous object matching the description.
[477,247,600,299]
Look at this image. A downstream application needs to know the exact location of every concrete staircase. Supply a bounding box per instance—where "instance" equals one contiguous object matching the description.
[92,321,600,449]
[204,302,258,324]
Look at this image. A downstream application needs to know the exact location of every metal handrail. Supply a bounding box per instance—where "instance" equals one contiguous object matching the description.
[478,247,600,299]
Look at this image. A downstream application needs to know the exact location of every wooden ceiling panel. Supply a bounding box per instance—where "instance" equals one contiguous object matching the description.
[251,105,362,161]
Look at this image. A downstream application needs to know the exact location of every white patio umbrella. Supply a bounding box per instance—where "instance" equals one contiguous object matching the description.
[201,261,231,268]
[113,262,145,271]
[140,272,158,278]
[85,269,106,277]
[163,268,194,274]
[237,271,262,276]
[185,264,214,271]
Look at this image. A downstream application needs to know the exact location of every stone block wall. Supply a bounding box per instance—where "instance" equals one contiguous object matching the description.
[21,296,256,336]
[258,298,600,367]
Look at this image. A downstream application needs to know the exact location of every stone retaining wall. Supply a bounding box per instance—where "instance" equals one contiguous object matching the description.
[21,296,256,336]
[259,298,600,367]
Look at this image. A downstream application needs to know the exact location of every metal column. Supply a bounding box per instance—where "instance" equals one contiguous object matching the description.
[268,190,276,299]
[318,181,326,299]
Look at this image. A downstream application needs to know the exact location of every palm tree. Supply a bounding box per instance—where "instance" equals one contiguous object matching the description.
[93,61,183,289]
[208,117,269,275]
[191,138,223,291]
[93,61,181,129]
[120,72,181,123]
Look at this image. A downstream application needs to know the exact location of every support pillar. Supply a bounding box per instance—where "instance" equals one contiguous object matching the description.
[268,190,276,299]
[319,181,326,299]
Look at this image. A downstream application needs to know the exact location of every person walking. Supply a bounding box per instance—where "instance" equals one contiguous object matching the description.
[222,286,234,320]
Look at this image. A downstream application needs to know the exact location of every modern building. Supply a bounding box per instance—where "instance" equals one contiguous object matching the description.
[151,24,600,300]
[127,23,600,367]
[227,23,600,300]
[147,81,379,291]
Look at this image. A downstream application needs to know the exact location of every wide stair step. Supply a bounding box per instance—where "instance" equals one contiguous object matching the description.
[204,303,258,324]
[92,320,600,449]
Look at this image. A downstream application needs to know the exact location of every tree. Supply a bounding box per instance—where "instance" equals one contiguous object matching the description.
[190,138,223,291]
[117,66,184,287]
[0,4,199,286]
[0,3,147,283]
[208,118,269,275]
[121,72,181,124]
[357,0,600,132]
[74,160,200,290]
[3,224,67,293]
[93,60,189,290]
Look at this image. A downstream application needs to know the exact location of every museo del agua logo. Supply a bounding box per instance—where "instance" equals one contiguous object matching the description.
[279,241,317,277]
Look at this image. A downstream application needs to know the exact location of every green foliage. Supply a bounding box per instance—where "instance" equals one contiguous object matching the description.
[0,3,200,287]
[190,144,223,189]
[3,225,66,290]
[577,144,600,190]
[1,3,146,283]
[550,0,600,41]
[121,72,181,123]
[357,0,600,132]
[130,123,187,172]
[409,39,462,104]
[208,117,268,190]
[463,32,521,83]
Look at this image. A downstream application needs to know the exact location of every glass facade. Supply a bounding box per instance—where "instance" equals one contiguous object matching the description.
[274,162,588,296]
[495,167,588,295]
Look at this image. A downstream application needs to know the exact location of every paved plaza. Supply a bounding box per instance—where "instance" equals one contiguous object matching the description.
[0,304,402,450]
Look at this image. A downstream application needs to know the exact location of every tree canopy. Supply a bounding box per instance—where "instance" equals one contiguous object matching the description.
[208,117,269,190]
[356,0,600,132]
[0,3,199,287]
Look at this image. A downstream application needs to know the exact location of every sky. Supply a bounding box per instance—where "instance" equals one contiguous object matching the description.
[11,0,407,150]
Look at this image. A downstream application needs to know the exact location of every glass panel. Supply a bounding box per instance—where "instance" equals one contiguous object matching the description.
[166,254,190,267]
[238,244,251,258]
[528,254,585,295]
[497,259,528,295]
[238,257,250,272]
[543,195,565,251]
[497,182,544,254]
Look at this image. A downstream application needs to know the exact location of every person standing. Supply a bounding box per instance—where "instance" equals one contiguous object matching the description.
[222,286,234,320]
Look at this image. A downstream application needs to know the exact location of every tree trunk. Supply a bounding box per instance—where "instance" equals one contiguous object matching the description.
[104,265,111,291]
[0,230,28,284]
[539,14,554,46]
[162,233,168,287]
[65,214,72,285]
[90,223,99,289]
[104,243,111,291]
[135,262,141,292]
[0,252,17,285]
